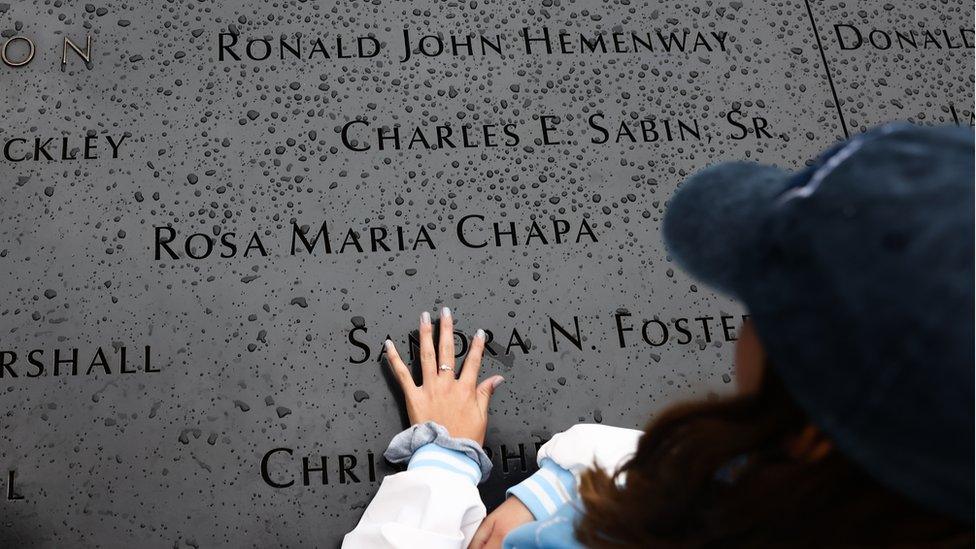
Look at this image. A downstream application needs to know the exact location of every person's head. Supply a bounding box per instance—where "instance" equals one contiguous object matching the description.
[576,124,974,547]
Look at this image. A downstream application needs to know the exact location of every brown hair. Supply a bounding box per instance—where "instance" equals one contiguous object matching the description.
[576,371,972,548]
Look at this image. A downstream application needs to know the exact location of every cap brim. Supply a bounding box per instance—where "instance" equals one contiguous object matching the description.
[662,161,794,300]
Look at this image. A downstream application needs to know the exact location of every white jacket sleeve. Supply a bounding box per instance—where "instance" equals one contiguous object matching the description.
[342,444,487,549]
[539,423,643,475]
[506,424,643,520]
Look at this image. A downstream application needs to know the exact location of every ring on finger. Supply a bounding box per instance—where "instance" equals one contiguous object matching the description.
[438,364,454,373]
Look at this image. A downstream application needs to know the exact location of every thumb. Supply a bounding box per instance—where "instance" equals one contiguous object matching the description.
[476,376,505,410]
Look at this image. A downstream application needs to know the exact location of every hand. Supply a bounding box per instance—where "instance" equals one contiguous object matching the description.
[470,497,535,549]
[385,307,504,444]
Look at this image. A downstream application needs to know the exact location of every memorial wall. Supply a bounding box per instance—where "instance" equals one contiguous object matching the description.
[0,0,972,546]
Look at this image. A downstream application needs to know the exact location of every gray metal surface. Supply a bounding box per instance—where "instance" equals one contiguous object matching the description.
[0,0,971,547]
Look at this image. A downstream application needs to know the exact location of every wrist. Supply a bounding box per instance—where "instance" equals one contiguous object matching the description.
[409,415,486,445]
[438,423,485,445]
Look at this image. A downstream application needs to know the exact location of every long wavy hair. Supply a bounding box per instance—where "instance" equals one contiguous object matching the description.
[576,370,972,548]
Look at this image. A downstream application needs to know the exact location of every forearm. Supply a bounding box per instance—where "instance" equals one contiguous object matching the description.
[506,458,577,519]
[343,423,492,548]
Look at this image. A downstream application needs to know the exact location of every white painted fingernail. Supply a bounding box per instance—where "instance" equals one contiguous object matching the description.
[491,377,505,389]
[474,329,485,340]
[441,306,451,318]
[385,339,394,351]
[421,311,431,325]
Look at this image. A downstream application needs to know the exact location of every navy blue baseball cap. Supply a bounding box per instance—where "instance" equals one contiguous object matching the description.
[662,123,975,521]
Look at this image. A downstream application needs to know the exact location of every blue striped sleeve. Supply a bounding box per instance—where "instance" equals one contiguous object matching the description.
[407,443,482,485]
[505,458,578,520]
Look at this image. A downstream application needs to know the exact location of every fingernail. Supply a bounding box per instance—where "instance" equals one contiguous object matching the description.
[441,306,451,319]
[474,328,486,340]
[421,311,431,325]
[491,376,505,389]
[384,339,394,351]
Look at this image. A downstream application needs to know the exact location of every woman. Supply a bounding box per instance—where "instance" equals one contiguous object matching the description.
[343,123,974,548]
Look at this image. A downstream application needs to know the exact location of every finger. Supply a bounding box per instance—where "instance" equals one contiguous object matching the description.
[469,518,494,549]
[384,339,415,392]
[460,328,486,386]
[419,311,437,383]
[487,531,506,549]
[437,306,456,377]
[476,375,505,412]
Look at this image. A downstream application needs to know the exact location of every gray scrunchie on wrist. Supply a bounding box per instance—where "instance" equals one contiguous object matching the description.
[384,421,493,483]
